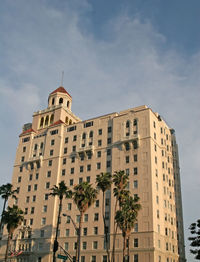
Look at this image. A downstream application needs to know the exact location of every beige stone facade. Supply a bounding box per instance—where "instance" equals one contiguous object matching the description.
[0,87,186,262]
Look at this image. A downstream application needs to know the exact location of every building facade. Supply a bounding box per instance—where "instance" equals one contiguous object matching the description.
[0,87,186,262]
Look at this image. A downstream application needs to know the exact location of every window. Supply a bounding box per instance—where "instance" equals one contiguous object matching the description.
[62,169,66,176]
[93,241,98,249]
[51,139,55,146]
[48,160,52,166]
[108,126,112,133]
[95,200,99,207]
[98,129,102,135]
[35,173,39,180]
[83,228,87,236]
[155,156,157,164]
[26,196,30,203]
[20,166,23,172]
[72,146,76,152]
[103,256,107,262]
[25,208,28,215]
[94,213,99,221]
[32,195,36,202]
[28,185,31,192]
[73,135,77,141]
[107,161,111,168]
[98,140,102,146]
[79,177,83,183]
[81,257,85,262]
[64,147,67,154]
[84,214,88,222]
[30,218,33,225]
[94,227,98,235]
[31,207,35,214]
[43,205,47,212]
[44,194,48,200]
[82,242,87,250]
[80,166,84,173]
[107,138,111,144]
[89,131,93,138]
[91,256,96,262]
[18,176,22,183]
[40,230,44,237]
[66,229,70,236]
[65,137,68,143]
[97,151,101,158]
[86,176,90,183]
[126,169,129,175]
[23,146,26,152]
[97,163,101,170]
[41,217,46,225]
[67,203,72,211]
[34,184,37,191]
[134,180,138,189]
[107,149,111,156]
[46,182,50,189]
[71,168,74,174]
[50,149,54,156]
[87,164,91,171]
[50,129,58,135]
[134,254,138,262]
[63,158,66,165]
[65,242,69,251]
[126,156,129,163]
[133,140,138,149]
[134,223,138,232]
[21,156,25,162]
[105,198,110,206]
[134,238,138,247]
[84,121,93,128]
[47,171,51,177]
[134,167,138,175]
[87,151,92,159]
[70,179,74,186]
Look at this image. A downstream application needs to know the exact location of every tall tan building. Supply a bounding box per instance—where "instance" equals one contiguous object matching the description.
[0,87,186,262]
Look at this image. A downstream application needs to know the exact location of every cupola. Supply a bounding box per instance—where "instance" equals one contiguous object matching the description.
[48,86,72,110]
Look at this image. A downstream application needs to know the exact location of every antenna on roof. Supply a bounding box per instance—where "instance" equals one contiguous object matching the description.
[61,71,64,87]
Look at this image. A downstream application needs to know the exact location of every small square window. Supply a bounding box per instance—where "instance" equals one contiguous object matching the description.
[72,146,76,152]
[82,242,87,250]
[106,161,111,168]
[98,129,102,135]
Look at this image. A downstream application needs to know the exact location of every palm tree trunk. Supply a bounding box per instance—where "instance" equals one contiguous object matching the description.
[122,235,126,262]
[53,198,62,262]
[111,198,119,262]
[0,198,7,233]
[102,192,110,262]
[76,212,83,262]
[127,236,130,262]
[5,231,11,262]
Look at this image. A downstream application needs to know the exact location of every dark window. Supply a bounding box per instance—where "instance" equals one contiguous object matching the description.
[71,168,74,174]
[125,143,130,151]
[51,139,55,146]
[47,171,51,177]
[134,238,138,247]
[107,149,111,156]
[73,135,77,141]
[65,137,68,143]
[107,138,111,144]
[87,165,91,171]
[35,173,39,180]
[89,131,93,138]
[50,129,58,135]
[72,146,76,152]
[49,160,52,166]
[107,161,111,168]
[134,154,137,162]
[80,166,84,173]
[126,156,129,163]
[108,126,112,133]
[70,179,74,186]
[63,158,66,165]
[50,150,54,156]
[18,176,21,183]
[28,185,31,192]
[64,147,67,154]
[86,176,90,183]
[62,169,66,176]
[98,129,102,135]
[98,140,102,146]
[71,156,75,163]
[97,151,101,158]
[23,146,26,152]
[97,163,101,170]
[134,168,138,175]
[94,213,99,221]
[84,121,93,128]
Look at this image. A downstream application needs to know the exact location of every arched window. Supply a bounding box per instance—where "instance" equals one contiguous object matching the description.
[45,115,49,126]
[50,114,54,124]
[40,117,44,128]
[89,131,93,138]
[67,101,70,108]
[59,98,63,104]
[82,133,86,139]
[126,121,130,128]
[52,98,55,105]
[65,116,69,124]
[69,119,72,125]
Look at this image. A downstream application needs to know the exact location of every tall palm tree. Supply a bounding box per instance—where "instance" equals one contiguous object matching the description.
[2,205,24,262]
[112,171,129,262]
[49,181,72,262]
[115,195,141,261]
[0,183,17,233]
[96,172,112,262]
[73,182,98,262]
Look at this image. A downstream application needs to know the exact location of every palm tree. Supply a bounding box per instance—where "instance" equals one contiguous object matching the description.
[2,205,24,262]
[0,183,17,234]
[112,171,129,262]
[49,181,72,262]
[73,182,98,262]
[96,172,112,262]
[115,195,141,261]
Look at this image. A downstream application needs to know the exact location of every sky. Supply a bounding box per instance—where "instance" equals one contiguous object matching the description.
[0,0,200,260]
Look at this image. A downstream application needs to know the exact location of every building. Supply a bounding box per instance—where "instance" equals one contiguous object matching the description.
[0,87,186,262]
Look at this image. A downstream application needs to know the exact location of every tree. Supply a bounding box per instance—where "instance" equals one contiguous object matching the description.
[115,195,141,261]
[112,170,129,262]
[96,172,112,262]
[49,181,72,262]
[2,205,24,262]
[0,183,17,233]
[73,182,98,262]
[188,219,200,260]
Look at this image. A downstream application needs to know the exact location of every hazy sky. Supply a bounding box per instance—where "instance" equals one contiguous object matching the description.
[0,1,200,260]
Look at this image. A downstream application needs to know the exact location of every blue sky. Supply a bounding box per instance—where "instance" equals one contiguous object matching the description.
[0,0,200,260]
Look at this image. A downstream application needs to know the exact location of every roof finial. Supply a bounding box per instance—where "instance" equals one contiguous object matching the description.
[61,71,64,87]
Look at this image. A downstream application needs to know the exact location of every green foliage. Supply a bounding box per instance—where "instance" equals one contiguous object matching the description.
[49,181,72,200]
[188,219,200,260]
[0,183,17,201]
[96,172,112,193]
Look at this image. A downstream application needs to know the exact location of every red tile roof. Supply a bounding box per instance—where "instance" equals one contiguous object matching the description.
[19,128,36,136]
[50,120,65,127]
[50,86,72,98]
